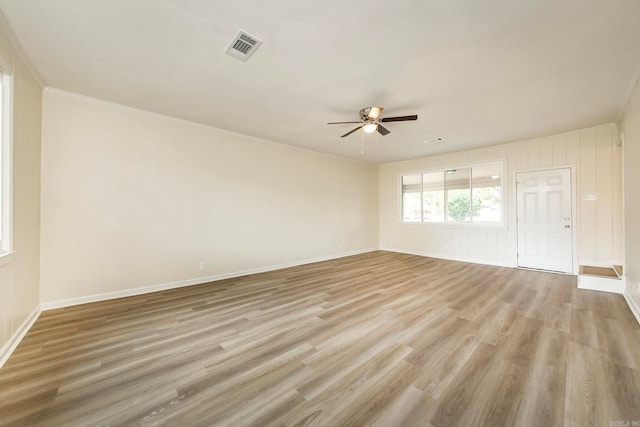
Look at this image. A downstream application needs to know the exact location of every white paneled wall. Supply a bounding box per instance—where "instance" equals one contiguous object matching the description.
[619,76,640,320]
[379,124,622,268]
[0,258,16,349]
[0,26,43,365]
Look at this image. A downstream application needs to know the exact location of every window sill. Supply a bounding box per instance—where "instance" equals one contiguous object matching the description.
[0,250,15,267]
[397,221,507,230]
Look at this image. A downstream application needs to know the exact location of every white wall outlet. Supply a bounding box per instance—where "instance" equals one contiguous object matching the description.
[389,239,394,246]
[199,262,205,271]
[582,194,597,201]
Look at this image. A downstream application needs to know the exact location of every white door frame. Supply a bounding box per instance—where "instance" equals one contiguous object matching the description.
[515,165,578,274]
[619,131,626,281]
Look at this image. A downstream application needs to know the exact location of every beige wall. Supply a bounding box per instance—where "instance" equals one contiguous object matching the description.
[379,124,622,269]
[0,27,42,360]
[619,76,640,315]
[40,89,378,304]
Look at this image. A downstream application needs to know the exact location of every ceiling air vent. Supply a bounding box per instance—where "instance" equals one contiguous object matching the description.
[225,30,262,62]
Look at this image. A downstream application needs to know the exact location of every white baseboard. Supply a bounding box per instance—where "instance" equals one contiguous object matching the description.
[578,275,625,294]
[379,247,513,268]
[0,305,41,370]
[41,248,379,311]
[623,291,640,326]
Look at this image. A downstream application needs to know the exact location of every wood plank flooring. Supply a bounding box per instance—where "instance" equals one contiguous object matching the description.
[1,251,639,426]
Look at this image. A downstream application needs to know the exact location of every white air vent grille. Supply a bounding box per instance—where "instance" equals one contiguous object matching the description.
[225,30,262,62]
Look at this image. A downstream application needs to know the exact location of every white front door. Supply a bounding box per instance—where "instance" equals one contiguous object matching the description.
[516,168,573,273]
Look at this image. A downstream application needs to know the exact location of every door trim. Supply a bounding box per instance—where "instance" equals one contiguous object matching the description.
[515,165,577,275]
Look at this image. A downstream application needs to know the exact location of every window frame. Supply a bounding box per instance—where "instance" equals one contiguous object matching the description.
[0,66,13,255]
[398,160,506,228]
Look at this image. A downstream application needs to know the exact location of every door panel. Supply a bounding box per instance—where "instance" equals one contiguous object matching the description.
[517,168,573,273]
[524,192,538,221]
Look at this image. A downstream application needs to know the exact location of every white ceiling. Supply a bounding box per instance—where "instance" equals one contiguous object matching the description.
[1,0,639,163]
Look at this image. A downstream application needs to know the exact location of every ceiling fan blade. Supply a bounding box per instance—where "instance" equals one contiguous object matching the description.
[341,125,363,138]
[327,121,363,125]
[380,114,418,122]
[377,124,391,136]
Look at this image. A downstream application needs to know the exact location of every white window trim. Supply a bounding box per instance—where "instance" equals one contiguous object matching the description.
[0,69,13,254]
[397,159,507,229]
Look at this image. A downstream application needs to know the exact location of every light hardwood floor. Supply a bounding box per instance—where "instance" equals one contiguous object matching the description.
[1,251,639,426]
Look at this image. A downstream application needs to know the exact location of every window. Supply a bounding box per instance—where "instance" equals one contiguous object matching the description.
[0,70,12,253]
[401,174,421,222]
[446,167,471,222]
[422,171,444,222]
[401,162,503,225]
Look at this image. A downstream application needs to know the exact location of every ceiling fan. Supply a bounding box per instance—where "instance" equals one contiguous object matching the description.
[327,106,418,138]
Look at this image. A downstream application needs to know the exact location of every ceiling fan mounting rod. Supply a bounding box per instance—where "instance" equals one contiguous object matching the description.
[360,106,383,120]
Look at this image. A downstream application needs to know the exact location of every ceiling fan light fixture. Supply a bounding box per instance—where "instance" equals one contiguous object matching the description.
[363,123,377,133]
